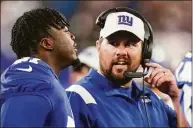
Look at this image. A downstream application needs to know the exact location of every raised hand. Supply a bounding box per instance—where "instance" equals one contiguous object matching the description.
[144,62,179,100]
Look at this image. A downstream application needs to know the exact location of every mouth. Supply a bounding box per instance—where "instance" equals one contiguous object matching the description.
[113,61,127,65]
[73,43,77,52]
[73,47,77,52]
[112,61,128,73]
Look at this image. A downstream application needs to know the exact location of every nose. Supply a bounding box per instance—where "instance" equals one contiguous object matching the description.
[70,33,75,41]
[116,45,127,57]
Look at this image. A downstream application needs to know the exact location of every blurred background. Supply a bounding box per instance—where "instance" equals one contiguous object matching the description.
[1,1,192,87]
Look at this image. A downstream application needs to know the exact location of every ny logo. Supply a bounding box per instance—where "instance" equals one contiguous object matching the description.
[118,15,133,26]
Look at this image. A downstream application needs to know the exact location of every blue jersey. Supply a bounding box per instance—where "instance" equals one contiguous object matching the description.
[66,69,177,127]
[175,52,192,87]
[1,57,75,127]
[175,52,192,126]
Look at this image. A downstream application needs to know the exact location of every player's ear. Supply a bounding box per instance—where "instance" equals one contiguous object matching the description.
[39,37,54,51]
[96,38,103,51]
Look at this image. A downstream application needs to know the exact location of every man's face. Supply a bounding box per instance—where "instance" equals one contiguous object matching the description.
[97,31,142,85]
[50,26,78,67]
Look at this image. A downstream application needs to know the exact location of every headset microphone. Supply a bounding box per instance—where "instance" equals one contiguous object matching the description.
[123,71,147,78]
[124,63,149,79]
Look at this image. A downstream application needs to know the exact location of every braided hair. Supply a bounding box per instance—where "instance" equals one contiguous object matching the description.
[10,7,69,59]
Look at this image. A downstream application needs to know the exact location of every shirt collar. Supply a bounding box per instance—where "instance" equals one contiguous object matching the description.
[88,68,151,99]
[106,81,151,99]
[87,68,118,91]
[29,57,59,80]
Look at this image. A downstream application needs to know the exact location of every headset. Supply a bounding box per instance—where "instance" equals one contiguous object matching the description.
[96,7,153,78]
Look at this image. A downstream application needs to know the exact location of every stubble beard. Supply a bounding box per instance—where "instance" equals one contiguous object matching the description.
[100,64,130,87]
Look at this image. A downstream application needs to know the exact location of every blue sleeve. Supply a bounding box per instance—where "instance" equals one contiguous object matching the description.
[163,102,177,128]
[67,91,95,127]
[1,95,52,127]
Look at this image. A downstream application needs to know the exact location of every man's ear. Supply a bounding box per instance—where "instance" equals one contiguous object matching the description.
[39,38,54,50]
[96,38,102,51]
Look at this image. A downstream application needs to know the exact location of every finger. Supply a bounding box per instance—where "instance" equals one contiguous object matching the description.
[162,69,172,76]
[156,71,176,87]
[144,77,151,84]
[148,68,166,83]
[156,76,169,87]
[145,62,163,68]
[151,72,165,87]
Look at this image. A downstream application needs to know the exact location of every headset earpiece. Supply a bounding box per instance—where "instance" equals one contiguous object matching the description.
[141,38,151,69]
[141,19,153,68]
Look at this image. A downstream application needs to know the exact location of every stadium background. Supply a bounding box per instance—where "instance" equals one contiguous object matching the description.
[1,1,192,87]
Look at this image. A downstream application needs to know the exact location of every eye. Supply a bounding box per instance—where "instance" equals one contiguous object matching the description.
[125,41,137,47]
[109,41,119,46]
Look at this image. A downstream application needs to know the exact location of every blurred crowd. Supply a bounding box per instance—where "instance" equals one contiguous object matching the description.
[1,1,192,87]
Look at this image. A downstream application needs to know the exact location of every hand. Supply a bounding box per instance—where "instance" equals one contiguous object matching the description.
[144,62,179,100]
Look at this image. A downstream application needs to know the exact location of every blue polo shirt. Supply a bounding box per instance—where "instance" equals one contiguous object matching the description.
[66,69,177,127]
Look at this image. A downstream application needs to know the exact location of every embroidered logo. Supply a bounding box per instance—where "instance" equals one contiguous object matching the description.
[118,15,133,26]
[16,65,32,72]
[140,95,151,103]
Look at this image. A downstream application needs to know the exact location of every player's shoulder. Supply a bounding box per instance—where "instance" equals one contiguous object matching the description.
[184,51,192,59]
[67,75,92,92]
[66,77,97,105]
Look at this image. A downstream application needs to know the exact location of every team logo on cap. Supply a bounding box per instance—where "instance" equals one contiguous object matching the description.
[118,15,133,26]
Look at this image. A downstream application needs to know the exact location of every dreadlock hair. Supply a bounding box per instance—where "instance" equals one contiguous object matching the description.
[10,7,69,59]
